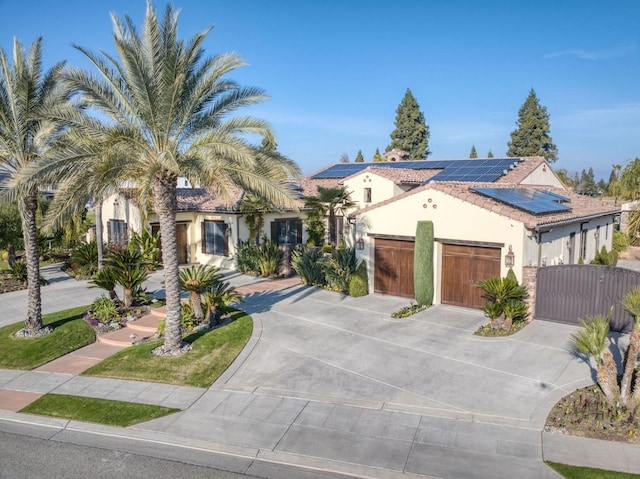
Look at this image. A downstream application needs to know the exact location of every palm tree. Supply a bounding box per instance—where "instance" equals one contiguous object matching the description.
[621,287,640,402]
[0,37,71,334]
[102,249,148,308]
[179,265,221,324]
[203,279,242,325]
[239,193,276,245]
[305,186,354,247]
[39,4,298,355]
[572,311,619,404]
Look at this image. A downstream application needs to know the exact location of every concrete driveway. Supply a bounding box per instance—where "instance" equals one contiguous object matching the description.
[139,284,592,478]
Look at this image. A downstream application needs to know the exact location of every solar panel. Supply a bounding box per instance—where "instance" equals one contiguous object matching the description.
[471,187,572,215]
[311,158,524,181]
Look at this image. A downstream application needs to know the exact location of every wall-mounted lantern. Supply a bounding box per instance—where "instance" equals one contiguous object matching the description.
[356,236,365,250]
[505,245,515,268]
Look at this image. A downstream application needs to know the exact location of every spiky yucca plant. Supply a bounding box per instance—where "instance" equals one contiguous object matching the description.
[291,247,325,286]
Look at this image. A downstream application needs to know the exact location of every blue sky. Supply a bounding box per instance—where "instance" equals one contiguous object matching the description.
[1,1,638,180]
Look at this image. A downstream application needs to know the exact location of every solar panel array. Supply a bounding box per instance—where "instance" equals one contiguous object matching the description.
[471,187,572,215]
[311,158,521,183]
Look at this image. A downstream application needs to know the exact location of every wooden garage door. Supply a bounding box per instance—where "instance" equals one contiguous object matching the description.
[441,244,501,308]
[374,239,415,298]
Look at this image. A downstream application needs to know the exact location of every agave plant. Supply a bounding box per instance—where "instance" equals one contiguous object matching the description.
[179,265,222,323]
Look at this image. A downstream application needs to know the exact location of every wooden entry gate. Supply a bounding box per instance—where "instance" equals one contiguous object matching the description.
[535,265,640,332]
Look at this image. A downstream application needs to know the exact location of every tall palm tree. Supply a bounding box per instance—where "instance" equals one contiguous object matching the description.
[305,186,354,247]
[239,193,276,245]
[0,37,71,334]
[38,4,299,354]
[621,287,640,402]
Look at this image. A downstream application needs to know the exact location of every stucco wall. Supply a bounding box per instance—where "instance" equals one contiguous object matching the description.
[519,163,565,188]
[343,172,404,210]
[100,193,144,243]
[524,217,615,267]
[356,188,526,302]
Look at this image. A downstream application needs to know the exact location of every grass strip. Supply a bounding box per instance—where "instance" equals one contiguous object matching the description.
[83,310,253,388]
[547,462,640,479]
[20,393,179,427]
[0,306,95,369]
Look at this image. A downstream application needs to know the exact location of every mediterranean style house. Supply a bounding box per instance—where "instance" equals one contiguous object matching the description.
[98,156,620,307]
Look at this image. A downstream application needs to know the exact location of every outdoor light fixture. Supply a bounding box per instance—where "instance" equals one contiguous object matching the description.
[505,245,515,268]
[356,236,365,250]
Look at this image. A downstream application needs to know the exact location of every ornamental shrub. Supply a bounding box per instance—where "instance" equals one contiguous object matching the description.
[348,260,369,297]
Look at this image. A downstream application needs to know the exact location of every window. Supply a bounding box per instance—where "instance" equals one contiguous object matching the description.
[580,229,587,261]
[364,187,372,203]
[271,218,302,245]
[107,219,127,245]
[568,232,575,264]
[202,220,228,256]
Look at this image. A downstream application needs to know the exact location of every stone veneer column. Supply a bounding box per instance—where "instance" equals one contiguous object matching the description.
[522,266,538,321]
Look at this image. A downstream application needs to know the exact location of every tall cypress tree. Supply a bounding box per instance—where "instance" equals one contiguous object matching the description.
[507,88,558,162]
[386,88,430,160]
[469,145,478,158]
[354,150,364,163]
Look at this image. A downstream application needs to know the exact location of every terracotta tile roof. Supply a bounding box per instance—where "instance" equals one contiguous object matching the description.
[297,177,343,198]
[342,166,441,185]
[176,186,244,213]
[354,182,620,229]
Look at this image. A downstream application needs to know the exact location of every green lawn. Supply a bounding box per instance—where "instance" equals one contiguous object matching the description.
[0,306,95,369]
[547,462,640,479]
[83,310,253,388]
[20,393,179,427]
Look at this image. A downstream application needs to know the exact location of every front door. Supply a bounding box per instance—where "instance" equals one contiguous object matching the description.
[152,223,189,265]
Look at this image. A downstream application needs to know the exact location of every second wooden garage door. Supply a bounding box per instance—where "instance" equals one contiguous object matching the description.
[374,238,415,298]
[441,244,501,308]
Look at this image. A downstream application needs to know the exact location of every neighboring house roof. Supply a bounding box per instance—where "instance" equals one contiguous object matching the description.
[354,181,619,230]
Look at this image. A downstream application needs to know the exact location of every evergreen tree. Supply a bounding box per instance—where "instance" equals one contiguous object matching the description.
[507,88,558,162]
[487,150,494,158]
[386,88,430,160]
[373,148,384,162]
[354,150,364,163]
[469,145,478,158]
[579,168,599,196]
